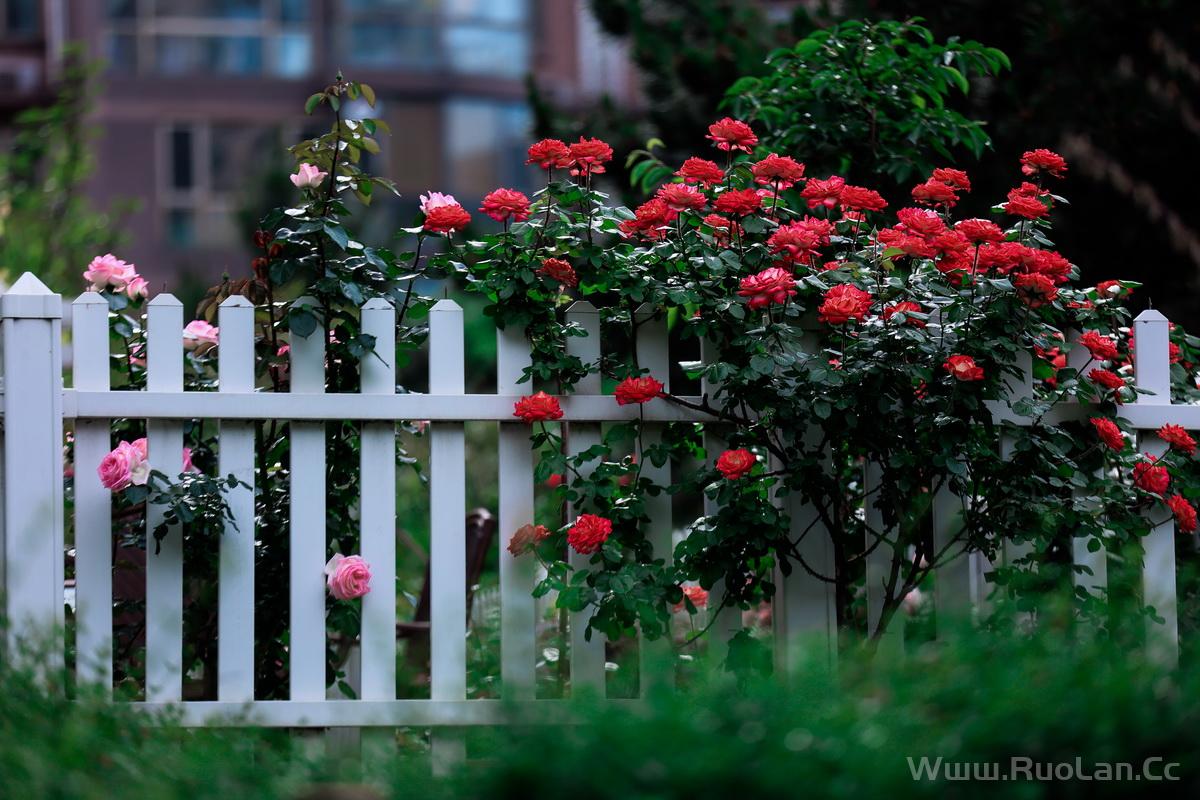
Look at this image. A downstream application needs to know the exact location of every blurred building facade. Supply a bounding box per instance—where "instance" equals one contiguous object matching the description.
[2,0,639,284]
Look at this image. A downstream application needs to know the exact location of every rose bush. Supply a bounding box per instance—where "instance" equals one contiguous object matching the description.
[445,122,1200,648]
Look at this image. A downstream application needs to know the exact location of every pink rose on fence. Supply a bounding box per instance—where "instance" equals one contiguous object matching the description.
[97,440,149,491]
[125,275,149,300]
[83,253,136,292]
[290,162,327,189]
[183,320,219,351]
[325,554,372,600]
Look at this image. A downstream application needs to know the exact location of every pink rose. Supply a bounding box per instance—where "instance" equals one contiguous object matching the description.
[419,191,458,213]
[325,554,371,600]
[290,162,327,189]
[125,275,149,300]
[83,253,136,292]
[183,320,219,351]
[97,447,133,491]
[120,440,151,486]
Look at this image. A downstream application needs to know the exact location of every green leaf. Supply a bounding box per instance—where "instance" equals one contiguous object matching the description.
[304,93,324,115]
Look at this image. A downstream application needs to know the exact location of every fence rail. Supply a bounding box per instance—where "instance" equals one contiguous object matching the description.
[0,272,1188,729]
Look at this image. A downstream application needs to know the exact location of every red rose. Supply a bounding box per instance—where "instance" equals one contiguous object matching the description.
[702,214,741,246]
[767,223,821,264]
[676,157,725,186]
[1133,455,1170,495]
[882,301,925,327]
[614,375,664,405]
[738,267,797,310]
[513,391,564,422]
[1095,280,1130,299]
[955,218,1004,244]
[479,188,531,223]
[706,117,758,153]
[423,203,472,235]
[619,198,678,240]
[1090,418,1126,451]
[1079,331,1119,361]
[526,139,572,169]
[932,230,971,256]
[1013,273,1058,307]
[751,153,805,188]
[1167,494,1198,533]
[716,448,756,479]
[1027,250,1072,283]
[838,185,887,212]
[713,188,762,217]
[657,183,707,212]
[944,355,984,381]
[911,179,959,208]
[895,207,946,238]
[1004,193,1049,219]
[1088,368,1126,391]
[568,513,613,555]
[818,284,872,326]
[1159,424,1197,456]
[931,167,971,191]
[507,523,551,556]
[568,137,613,177]
[674,584,709,611]
[1020,149,1068,178]
[539,257,578,288]
[545,473,565,489]
[800,176,845,209]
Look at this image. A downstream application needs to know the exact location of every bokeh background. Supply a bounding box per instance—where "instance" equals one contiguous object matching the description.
[2,0,1198,325]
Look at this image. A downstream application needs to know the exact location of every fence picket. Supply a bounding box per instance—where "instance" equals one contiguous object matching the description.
[999,350,1035,601]
[565,301,606,694]
[73,292,113,687]
[145,294,184,701]
[289,297,327,701]
[863,461,903,655]
[429,299,467,773]
[0,274,64,668]
[932,479,971,627]
[359,298,397,701]
[1134,309,1178,665]
[217,296,256,701]
[634,304,673,692]
[1066,332,1108,602]
[497,325,537,700]
[699,337,738,666]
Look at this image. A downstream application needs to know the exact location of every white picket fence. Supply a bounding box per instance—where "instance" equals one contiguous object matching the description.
[0,271,1190,730]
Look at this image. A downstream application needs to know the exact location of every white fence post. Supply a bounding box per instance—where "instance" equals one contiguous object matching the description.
[289,297,327,701]
[145,293,184,701]
[359,298,397,703]
[497,324,537,700]
[565,301,607,694]
[0,273,65,667]
[1066,331,1108,604]
[72,291,113,687]
[634,304,673,692]
[863,460,903,655]
[217,295,257,701]
[429,299,466,773]
[699,337,738,667]
[1133,308,1178,666]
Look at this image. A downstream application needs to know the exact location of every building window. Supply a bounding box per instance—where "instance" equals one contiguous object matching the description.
[106,0,312,77]
[340,0,530,79]
[159,122,281,249]
[0,0,40,39]
[445,98,532,199]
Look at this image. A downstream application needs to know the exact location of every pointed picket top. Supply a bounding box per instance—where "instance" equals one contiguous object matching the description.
[361,296,393,312]
[219,294,253,309]
[73,291,108,308]
[566,299,598,316]
[1134,308,1169,324]
[1134,307,1171,403]
[633,302,660,322]
[147,292,183,308]
[1,271,61,318]
[431,298,462,313]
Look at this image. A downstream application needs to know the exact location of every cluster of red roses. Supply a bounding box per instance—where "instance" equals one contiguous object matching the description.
[1088,419,1198,532]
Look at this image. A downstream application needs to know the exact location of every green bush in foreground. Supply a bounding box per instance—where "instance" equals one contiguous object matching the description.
[2,621,1198,798]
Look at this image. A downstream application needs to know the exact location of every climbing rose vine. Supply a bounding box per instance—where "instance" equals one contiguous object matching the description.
[441,124,1200,646]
